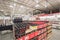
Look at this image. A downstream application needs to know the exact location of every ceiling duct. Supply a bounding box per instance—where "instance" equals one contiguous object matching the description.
[33,9,42,15]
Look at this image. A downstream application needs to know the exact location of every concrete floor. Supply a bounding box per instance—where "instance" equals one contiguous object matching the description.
[0,32,14,40]
[49,29,60,40]
[0,29,60,40]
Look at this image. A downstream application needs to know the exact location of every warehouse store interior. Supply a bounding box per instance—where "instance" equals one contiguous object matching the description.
[0,0,60,40]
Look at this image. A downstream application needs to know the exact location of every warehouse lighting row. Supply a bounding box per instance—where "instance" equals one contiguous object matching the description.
[9,3,16,8]
[34,0,39,3]
[9,3,25,8]
[0,10,4,11]
[34,0,48,8]
[0,0,53,16]
[35,4,40,7]
[9,0,48,8]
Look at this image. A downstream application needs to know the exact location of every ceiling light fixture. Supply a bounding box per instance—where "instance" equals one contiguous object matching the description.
[13,3,16,6]
[0,10,4,11]
[34,0,39,3]
[14,0,17,1]
[9,3,16,8]
[44,1,48,8]
[9,5,13,8]
[20,5,24,8]
[35,4,40,7]
[45,5,47,7]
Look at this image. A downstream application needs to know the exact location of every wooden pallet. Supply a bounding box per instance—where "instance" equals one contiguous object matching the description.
[47,33,52,40]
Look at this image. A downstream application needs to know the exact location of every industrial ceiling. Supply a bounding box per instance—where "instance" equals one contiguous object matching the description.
[0,0,60,15]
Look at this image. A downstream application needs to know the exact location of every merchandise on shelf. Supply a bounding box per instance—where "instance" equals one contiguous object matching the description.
[13,20,52,40]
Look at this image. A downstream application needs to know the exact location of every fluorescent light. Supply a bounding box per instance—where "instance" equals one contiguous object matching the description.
[44,1,48,7]
[14,3,16,6]
[9,3,16,8]
[34,0,39,3]
[45,5,47,7]
[20,5,24,8]
[14,0,17,1]
[9,5,13,8]
[35,4,40,7]
[0,10,4,11]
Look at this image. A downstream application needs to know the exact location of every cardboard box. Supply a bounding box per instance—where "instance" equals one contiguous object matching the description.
[34,31,39,36]
[38,30,42,35]
[25,29,32,33]
[43,23,48,28]
[37,25,44,29]
[24,35,29,40]
[18,36,25,40]
[47,30,52,34]
[30,26,37,30]
[47,26,52,30]
[29,32,35,39]
[38,35,42,40]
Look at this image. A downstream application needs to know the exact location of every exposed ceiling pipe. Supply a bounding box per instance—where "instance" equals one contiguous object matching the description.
[12,0,43,11]
[38,1,50,11]
[46,0,57,10]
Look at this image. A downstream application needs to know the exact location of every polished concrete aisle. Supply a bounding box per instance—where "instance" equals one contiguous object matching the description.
[0,32,14,40]
[49,29,60,40]
[0,29,60,40]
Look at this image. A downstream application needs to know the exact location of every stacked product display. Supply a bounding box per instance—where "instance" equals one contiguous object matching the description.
[47,22,52,39]
[13,18,52,40]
